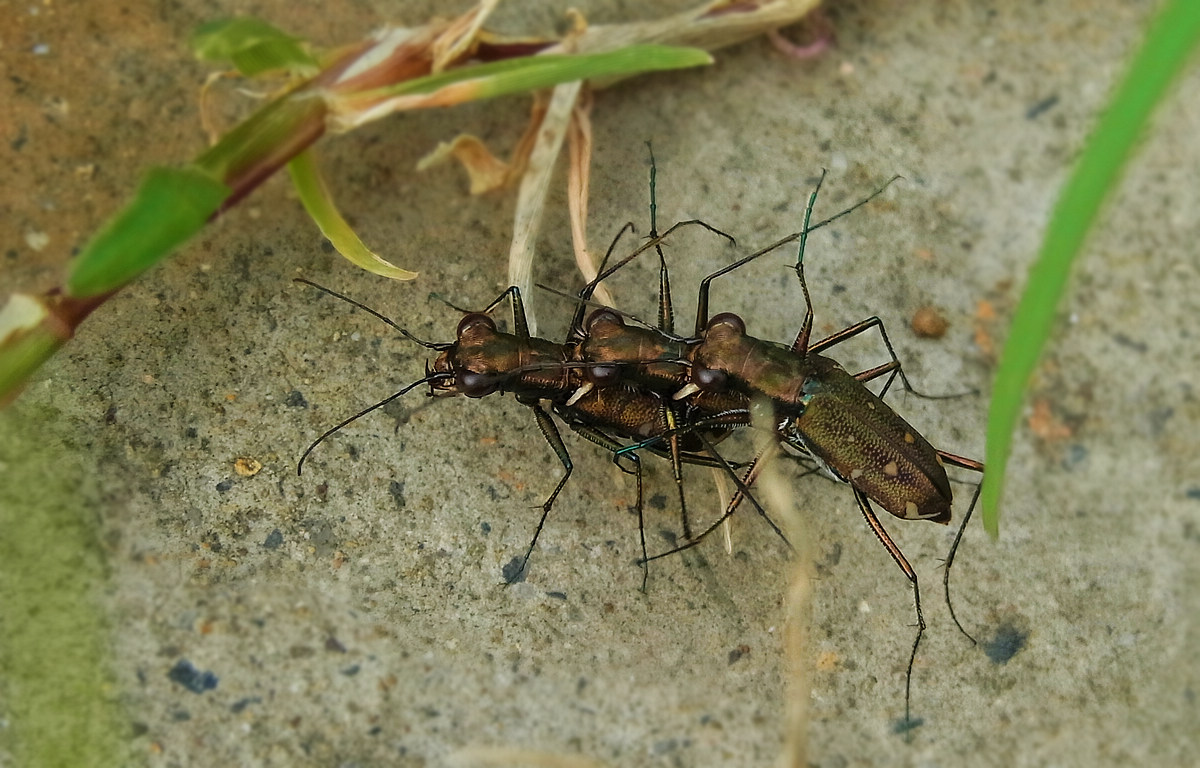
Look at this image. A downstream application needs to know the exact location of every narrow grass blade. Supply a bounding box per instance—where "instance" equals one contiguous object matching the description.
[981,0,1200,536]
[288,149,418,280]
[336,45,712,121]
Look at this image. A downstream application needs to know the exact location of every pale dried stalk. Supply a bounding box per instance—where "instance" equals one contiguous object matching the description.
[506,80,583,335]
[750,421,813,767]
[709,465,736,555]
[566,89,617,310]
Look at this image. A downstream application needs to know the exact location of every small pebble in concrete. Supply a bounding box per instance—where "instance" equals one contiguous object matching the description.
[262,528,283,549]
[167,659,218,694]
[911,306,949,339]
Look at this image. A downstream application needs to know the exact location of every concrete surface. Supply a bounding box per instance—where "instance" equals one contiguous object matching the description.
[3,1,1198,766]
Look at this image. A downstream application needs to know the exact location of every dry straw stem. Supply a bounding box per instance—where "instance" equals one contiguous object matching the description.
[507,79,583,334]
[565,89,615,310]
[747,407,814,768]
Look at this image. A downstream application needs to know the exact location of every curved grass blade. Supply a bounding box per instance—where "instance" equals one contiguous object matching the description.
[982,0,1200,536]
[287,149,418,280]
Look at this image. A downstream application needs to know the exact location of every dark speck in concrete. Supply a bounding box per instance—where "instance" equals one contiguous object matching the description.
[652,738,681,755]
[389,480,406,508]
[985,623,1029,664]
[728,644,750,664]
[171,709,191,721]
[1025,94,1059,119]
[341,665,360,676]
[480,522,491,535]
[230,697,261,713]
[285,389,308,408]
[1062,444,1088,470]
[1185,487,1200,501]
[1112,332,1148,352]
[502,557,526,584]
[167,659,218,694]
[216,479,233,493]
[648,493,667,510]
[263,528,283,549]
[325,635,347,653]
[546,591,567,601]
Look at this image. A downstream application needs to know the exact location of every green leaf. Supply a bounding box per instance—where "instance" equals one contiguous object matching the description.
[191,17,318,76]
[66,167,230,298]
[287,150,417,280]
[356,45,714,103]
[981,0,1200,536]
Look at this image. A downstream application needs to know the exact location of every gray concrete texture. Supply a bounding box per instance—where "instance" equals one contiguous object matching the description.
[3,0,1198,766]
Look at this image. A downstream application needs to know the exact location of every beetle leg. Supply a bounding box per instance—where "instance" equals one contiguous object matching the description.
[853,487,924,733]
[508,403,574,584]
[935,451,986,643]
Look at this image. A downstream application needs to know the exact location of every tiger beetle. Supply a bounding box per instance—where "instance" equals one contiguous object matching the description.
[292,223,775,591]
[614,169,985,731]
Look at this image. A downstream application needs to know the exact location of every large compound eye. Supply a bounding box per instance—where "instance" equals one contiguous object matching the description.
[586,363,621,385]
[693,366,727,391]
[585,308,624,331]
[457,370,499,398]
[707,312,746,335]
[457,313,496,338]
